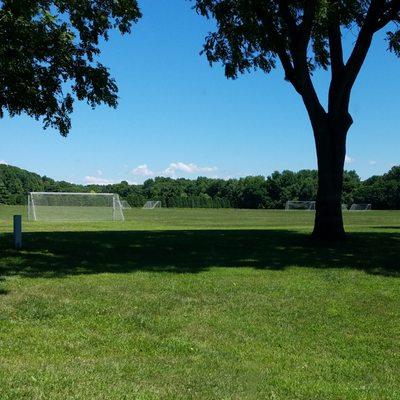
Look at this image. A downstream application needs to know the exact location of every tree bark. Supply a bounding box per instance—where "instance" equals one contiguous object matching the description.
[312,117,349,240]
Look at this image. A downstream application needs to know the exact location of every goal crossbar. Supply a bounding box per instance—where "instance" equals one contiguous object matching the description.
[30,192,116,196]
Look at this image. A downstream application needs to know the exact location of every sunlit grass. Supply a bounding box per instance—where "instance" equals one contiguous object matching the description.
[1,205,399,232]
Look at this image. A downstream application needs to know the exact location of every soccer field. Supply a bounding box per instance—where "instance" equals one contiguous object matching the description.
[0,206,399,399]
[1,205,399,231]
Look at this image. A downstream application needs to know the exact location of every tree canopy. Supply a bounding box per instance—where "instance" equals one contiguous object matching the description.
[0,0,141,135]
[195,1,400,94]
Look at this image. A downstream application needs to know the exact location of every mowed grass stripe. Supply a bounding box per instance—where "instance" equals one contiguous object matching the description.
[1,206,399,232]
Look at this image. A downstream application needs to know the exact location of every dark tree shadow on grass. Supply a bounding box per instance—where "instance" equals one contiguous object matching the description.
[0,230,399,278]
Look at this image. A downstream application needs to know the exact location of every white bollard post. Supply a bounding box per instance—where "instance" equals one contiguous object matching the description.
[13,215,22,249]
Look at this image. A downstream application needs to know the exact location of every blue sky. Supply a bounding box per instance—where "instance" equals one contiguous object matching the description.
[1,1,399,184]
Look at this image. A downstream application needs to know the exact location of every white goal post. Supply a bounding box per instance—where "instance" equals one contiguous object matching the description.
[27,192,125,221]
[120,200,131,209]
[143,200,161,209]
[350,203,372,211]
[285,200,316,210]
[285,201,350,211]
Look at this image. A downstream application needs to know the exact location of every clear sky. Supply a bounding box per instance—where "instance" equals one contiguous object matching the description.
[1,1,399,184]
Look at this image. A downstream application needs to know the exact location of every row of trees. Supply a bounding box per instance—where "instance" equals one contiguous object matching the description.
[1,164,399,210]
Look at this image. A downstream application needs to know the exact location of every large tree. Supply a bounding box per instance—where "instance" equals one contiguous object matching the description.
[0,1,141,136]
[195,0,400,239]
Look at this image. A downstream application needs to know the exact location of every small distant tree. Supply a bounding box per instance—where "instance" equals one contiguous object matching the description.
[342,170,361,206]
[0,180,9,204]
[195,1,400,239]
[0,1,141,135]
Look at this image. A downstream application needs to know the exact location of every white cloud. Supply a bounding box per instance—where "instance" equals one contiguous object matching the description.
[97,169,103,176]
[0,160,8,165]
[84,176,113,185]
[132,164,154,177]
[130,162,219,180]
[345,155,355,164]
[369,160,377,165]
[163,162,217,176]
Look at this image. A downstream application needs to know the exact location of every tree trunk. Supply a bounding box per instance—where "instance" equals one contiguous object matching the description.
[312,119,349,240]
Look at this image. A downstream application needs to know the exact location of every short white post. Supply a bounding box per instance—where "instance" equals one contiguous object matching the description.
[13,215,22,249]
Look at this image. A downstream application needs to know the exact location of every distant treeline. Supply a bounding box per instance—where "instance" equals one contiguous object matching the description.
[1,164,400,209]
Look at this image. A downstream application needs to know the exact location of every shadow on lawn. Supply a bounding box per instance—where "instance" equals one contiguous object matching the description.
[0,229,399,278]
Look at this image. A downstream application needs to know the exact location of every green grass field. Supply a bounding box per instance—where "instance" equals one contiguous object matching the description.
[1,206,400,399]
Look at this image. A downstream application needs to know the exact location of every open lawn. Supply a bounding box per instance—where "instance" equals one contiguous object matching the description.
[1,206,400,399]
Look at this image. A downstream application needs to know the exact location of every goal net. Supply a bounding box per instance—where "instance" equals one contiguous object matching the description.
[143,200,161,209]
[285,200,316,210]
[349,203,371,211]
[27,192,125,221]
[121,200,131,209]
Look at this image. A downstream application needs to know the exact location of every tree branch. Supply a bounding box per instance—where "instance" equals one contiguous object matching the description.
[344,0,386,91]
[277,0,298,41]
[328,20,344,78]
[276,49,295,81]
[277,2,325,124]
[327,13,345,115]
[298,1,317,49]
[277,1,316,52]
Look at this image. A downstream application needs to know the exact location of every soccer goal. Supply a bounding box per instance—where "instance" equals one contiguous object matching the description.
[27,192,125,221]
[285,200,316,210]
[349,203,371,211]
[143,200,161,209]
[120,200,131,209]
